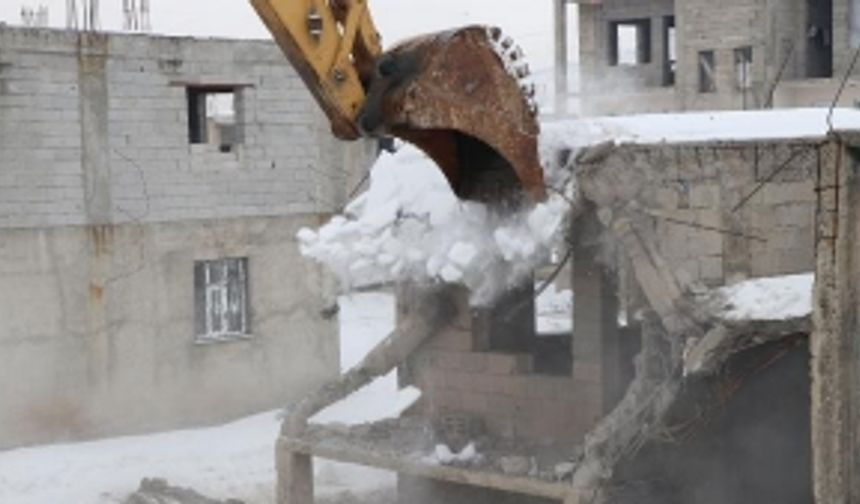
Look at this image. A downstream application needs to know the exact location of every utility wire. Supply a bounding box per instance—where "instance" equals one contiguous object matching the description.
[827,44,860,133]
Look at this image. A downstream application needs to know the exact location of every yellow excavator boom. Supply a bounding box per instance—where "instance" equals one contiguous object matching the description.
[251,0,547,205]
[250,0,382,140]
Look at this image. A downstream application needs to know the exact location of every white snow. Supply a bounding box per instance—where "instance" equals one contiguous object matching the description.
[535,284,573,334]
[424,442,482,466]
[312,292,421,425]
[298,108,860,307]
[0,292,406,504]
[298,144,573,306]
[714,273,814,321]
[542,108,860,150]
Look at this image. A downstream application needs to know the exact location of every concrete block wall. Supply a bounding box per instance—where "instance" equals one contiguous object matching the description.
[579,0,675,96]
[408,323,603,444]
[597,140,819,286]
[0,215,339,448]
[577,0,858,115]
[0,26,371,228]
[402,272,612,446]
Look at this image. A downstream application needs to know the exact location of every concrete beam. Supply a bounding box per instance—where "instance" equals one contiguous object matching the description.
[279,434,577,502]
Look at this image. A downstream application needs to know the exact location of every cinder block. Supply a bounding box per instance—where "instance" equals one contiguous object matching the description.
[485,353,533,375]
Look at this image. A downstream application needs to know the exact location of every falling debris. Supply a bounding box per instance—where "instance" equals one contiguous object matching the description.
[298,144,573,305]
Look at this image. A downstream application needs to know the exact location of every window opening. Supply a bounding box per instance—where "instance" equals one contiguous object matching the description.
[608,19,652,66]
[187,86,239,152]
[806,0,833,78]
[734,46,753,90]
[194,257,250,341]
[698,50,716,93]
[663,16,676,86]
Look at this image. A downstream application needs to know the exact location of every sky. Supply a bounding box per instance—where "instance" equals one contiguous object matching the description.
[0,0,577,71]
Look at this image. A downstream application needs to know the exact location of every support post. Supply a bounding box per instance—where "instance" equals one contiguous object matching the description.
[811,136,860,503]
[554,0,569,116]
[276,439,314,504]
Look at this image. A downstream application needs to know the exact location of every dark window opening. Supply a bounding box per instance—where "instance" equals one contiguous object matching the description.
[187,86,240,152]
[734,46,753,90]
[698,50,717,93]
[806,0,833,78]
[663,16,676,86]
[194,257,250,341]
[608,19,652,66]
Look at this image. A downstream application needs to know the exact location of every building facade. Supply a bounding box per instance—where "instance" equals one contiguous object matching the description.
[557,0,860,115]
[0,26,370,448]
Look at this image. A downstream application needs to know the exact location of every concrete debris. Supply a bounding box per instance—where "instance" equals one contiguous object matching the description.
[124,478,244,504]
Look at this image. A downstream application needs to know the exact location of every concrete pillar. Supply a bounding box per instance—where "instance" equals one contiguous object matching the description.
[570,208,622,414]
[554,0,569,116]
[276,440,314,504]
[811,136,860,503]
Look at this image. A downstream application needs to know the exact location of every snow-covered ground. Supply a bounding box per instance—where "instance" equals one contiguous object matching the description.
[0,285,574,504]
[0,293,404,504]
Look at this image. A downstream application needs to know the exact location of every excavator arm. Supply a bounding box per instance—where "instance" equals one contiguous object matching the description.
[251,0,546,203]
[250,0,382,140]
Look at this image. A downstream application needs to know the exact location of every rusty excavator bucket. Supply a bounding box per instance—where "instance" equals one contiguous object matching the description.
[251,0,544,203]
[359,26,545,204]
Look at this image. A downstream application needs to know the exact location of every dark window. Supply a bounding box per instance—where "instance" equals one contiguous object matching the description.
[186,86,240,152]
[806,0,833,78]
[194,257,250,341]
[699,50,717,93]
[663,16,677,86]
[608,19,652,66]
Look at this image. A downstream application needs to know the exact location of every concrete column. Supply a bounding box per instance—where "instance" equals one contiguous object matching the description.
[811,136,860,503]
[276,440,314,504]
[77,32,112,225]
[570,208,621,414]
[554,0,569,116]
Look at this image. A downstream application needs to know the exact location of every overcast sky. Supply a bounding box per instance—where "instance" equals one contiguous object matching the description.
[1,1,576,70]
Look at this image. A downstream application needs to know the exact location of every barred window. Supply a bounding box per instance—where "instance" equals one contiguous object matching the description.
[194,257,250,341]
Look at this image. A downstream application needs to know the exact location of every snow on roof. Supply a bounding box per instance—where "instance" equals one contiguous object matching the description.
[712,273,814,322]
[543,108,860,149]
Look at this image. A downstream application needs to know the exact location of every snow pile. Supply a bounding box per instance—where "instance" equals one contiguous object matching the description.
[298,144,572,305]
[423,443,483,467]
[542,108,860,148]
[536,284,573,334]
[713,273,814,321]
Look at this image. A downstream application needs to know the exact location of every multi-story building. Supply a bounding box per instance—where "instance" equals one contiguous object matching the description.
[554,0,860,115]
[0,25,371,448]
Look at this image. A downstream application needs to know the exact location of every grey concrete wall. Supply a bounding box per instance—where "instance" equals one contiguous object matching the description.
[576,0,860,115]
[0,26,368,447]
[590,140,819,287]
[0,26,372,228]
[0,215,339,447]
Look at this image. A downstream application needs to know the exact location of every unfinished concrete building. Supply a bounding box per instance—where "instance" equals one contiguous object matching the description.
[275,109,860,504]
[556,0,860,115]
[0,25,371,448]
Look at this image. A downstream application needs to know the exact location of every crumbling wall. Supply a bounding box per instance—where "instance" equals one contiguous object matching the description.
[590,140,818,290]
